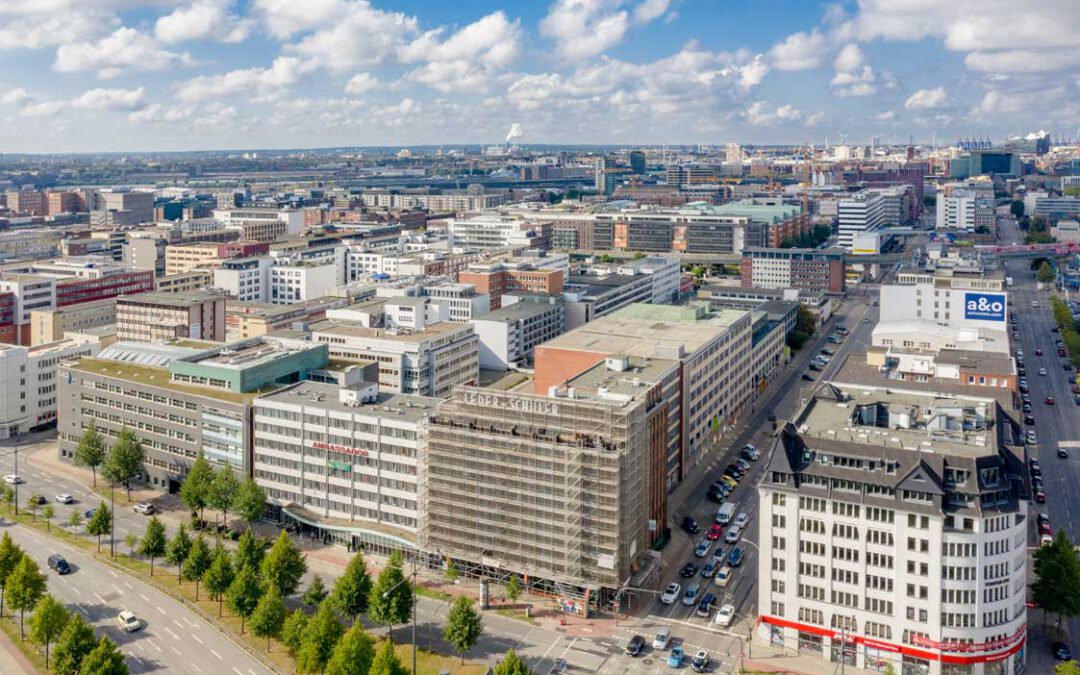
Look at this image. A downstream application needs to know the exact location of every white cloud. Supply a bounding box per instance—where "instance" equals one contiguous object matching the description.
[54,27,190,79]
[129,103,194,124]
[71,87,147,110]
[0,88,31,106]
[155,0,251,44]
[830,43,877,97]
[19,100,66,117]
[251,0,346,39]
[743,101,802,126]
[344,73,379,95]
[738,55,769,91]
[805,112,826,127]
[964,48,1080,74]
[176,56,314,102]
[285,2,417,72]
[767,30,827,71]
[400,11,521,93]
[541,0,629,60]
[974,89,1024,115]
[0,10,113,50]
[832,43,863,73]
[905,86,948,110]
[875,110,897,121]
[632,0,671,25]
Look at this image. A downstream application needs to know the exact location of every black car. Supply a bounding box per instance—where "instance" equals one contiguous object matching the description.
[1066,364,1075,371]
[1054,641,1072,661]
[680,562,699,578]
[625,634,645,657]
[740,449,756,462]
[1060,448,1070,459]
[28,495,45,505]
[47,554,71,575]
[1025,415,1036,425]
[801,373,815,381]
[682,516,700,535]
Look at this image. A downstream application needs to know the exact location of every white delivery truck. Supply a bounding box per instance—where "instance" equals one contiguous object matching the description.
[716,503,736,525]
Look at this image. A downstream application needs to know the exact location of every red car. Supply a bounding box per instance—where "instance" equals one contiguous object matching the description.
[1039,522,1053,536]
[1035,490,1046,504]
[706,524,724,541]
[1036,349,1044,356]
[1047,397,1056,405]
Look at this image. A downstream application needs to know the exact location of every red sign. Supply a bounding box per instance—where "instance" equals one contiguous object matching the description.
[313,441,369,458]
[911,624,1026,653]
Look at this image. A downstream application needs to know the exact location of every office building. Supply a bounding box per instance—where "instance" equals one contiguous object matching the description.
[561,255,680,329]
[155,270,212,294]
[123,234,167,275]
[875,282,1009,355]
[253,381,438,552]
[89,188,154,225]
[629,150,646,174]
[0,337,100,437]
[30,298,116,346]
[1031,196,1080,220]
[459,257,565,310]
[838,191,885,250]
[757,382,1027,675]
[471,295,564,369]
[116,290,227,343]
[213,208,305,242]
[740,248,846,294]
[446,216,552,250]
[165,242,225,275]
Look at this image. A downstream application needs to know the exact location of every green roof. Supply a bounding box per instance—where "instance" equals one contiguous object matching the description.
[70,357,268,404]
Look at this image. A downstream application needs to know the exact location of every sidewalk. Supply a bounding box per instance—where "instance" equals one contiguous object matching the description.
[0,625,37,675]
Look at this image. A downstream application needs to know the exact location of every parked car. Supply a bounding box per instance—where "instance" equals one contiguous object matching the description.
[724,526,742,544]
[1047,397,1056,405]
[691,649,710,673]
[741,444,760,460]
[701,561,717,578]
[1060,447,1070,458]
[681,516,700,535]
[1054,641,1072,661]
[653,627,672,650]
[733,512,749,528]
[1036,490,1047,504]
[47,554,71,575]
[706,524,724,541]
[667,646,685,668]
[714,566,733,588]
[682,583,700,606]
[801,373,815,381]
[28,495,45,505]
[715,603,736,627]
[694,541,711,558]
[727,547,744,567]
[695,592,716,617]
[625,634,645,657]
[660,583,681,605]
[680,563,699,578]
[2,475,21,485]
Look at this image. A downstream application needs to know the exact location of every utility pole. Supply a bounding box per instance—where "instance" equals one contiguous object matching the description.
[13,435,18,516]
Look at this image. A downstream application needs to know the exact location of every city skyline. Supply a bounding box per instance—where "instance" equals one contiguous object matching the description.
[0,0,1078,153]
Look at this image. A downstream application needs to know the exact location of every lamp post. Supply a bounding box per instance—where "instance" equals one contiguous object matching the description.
[382,553,418,675]
[13,434,19,516]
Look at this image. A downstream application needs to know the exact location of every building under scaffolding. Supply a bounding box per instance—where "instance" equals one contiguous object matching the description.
[422,356,675,613]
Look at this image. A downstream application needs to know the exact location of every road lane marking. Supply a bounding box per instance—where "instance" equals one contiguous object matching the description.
[173,619,184,629]
[94,593,107,604]
[165,626,180,640]
[233,667,245,675]
[108,570,119,578]
[112,584,123,595]
[183,617,198,628]
[211,649,223,660]
[123,581,132,589]
[149,639,163,653]
[191,633,203,645]
[156,606,167,615]
[139,594,150,602]
[192,665,202,673]
[171,646,182,656]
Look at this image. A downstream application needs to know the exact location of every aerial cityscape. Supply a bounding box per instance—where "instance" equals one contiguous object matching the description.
[0,1,1079,675]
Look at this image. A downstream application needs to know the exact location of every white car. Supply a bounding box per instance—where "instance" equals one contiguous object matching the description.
[653,627,671,650]
[733,512,749,529]
[715,603,736,627]
[724,526,742,544]
[116,610,141,633]
[1039,368,1048,376]
[133,502,155,515]
[660,583,681,605]
[2,474,21,485]
[55,494,73,504]
[714,566,732,588]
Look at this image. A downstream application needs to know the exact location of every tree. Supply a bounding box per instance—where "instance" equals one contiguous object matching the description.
[369,640,409,675]
[7,555,46,639]
[250,588,286,651]
[1038,261,1057,284]
[326,623,376,675]
[67,510,83,533]
[1010,199,1024,218]
[505,574,521,602]
[180,452,214,521]
[235,477,266,529]
[368,551,412,642]
[1057,661,1080,675]
[26,493,41,520]
[0,531,24,618]
[795,305,817,336]
[203,546,234,617]
[444,559,459,583]
[165,523,192,582]
[1,484,13,513]
[139,516,167,575]
[102,427,144,500]
[184,534,212,601]
[80,636,128,675]
[234,527,268,571]
[51,613,97,675]
[281,610,310,658]
[304,575,329,609]
[41,504,54,531]
[124,532,138,556]
[494,649,531,675]
[73,421,107,487]
[1032,530,1080,626]
[444,596,483,663]
[209,466,239,530]
[296,599,344,674]
[260,530,307,598]
[29,593,69,668]
[332,554,371,623]
[227,565,261,632]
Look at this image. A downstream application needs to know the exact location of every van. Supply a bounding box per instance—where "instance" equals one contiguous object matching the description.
[47,554,70,575]
[716,503,736,525]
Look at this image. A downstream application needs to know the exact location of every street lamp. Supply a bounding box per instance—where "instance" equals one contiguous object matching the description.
[12,434,19,516]
[382,553,418,675]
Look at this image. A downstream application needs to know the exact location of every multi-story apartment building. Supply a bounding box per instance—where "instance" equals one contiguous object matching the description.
[215,257,272,303]
[0,337,100,437]
[115,290,226,343]
[47,191,84,215]
[253,381,439,554]
[0,276,56,344]
[838,191,885,250]
[740,247,847,294]
[30,298,117,345]
[471,295,565,369]
[460,261,565,310]
[225,297,347,340]
[213,208,304,242]
[757,382,1027,675]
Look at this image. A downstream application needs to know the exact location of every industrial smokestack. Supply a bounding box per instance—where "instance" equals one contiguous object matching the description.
[505,123,523,146]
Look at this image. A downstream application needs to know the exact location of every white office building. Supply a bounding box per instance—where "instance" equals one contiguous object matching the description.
[0,337,100,437]
[838,192,885,251]
[875,284,1009,355]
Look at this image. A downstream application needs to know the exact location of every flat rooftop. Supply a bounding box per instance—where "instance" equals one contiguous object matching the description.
[257,381,439,422]
[310,318,468,344]
[833,352,1017,408]
[118,290,224,307]
[68,357,270,404]
[476,301,559,323]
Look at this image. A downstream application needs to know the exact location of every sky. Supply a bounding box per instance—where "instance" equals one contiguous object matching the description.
[0,0,1079,153]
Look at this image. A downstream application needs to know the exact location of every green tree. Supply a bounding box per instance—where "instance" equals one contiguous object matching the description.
[184,534,212,601]
[1010,199,1024,218]
[180,452,214,521]
[326,623,376,675]
[139,516,167,575]
[7,555,46,639]
[0,531,24,618]
[444,596,483,663]
[505,574,521,602]
[332,554,371,623]
[369,640,409,675]
[67,510,83,533]
[203,546,235,617]
[124,532,138,557]
[260,530,307,598]
[235,477,266,529]
[165,523,192,582]
[51,613,97,675]
[41,504,54,531]
[304,574,329,609]
[209,466,239,530]
[281,610,310,658]
[368,551,412,642]
[1033,530,1080,626]
[227,565,261,632]
[493,649,531,675]
[234,527,268,571]
[1038,261,1057,284]
[80,636,128,675]
[26,493,41,521]
[73,421,107,487]
[296,599,344,674]
[29,593,69,668]
[249,587,286,651]
[795,305,817,336]
[1,484,13,513]
[1057,661,1080,675]
[444,559,459,583]
[102,427,144,500]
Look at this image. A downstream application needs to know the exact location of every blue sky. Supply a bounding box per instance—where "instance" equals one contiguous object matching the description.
[0,0,1078,152]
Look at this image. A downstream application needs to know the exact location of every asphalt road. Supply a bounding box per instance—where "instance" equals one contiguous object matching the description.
[1,521,273,675]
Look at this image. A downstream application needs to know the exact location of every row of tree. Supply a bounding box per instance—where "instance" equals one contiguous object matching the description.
[179,452,267,531]
[1050,296,1080,370]
[0,532,128,674]
[73,423,144,500]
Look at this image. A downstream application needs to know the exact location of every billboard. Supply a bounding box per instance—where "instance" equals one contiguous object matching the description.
[964,292,1007,322]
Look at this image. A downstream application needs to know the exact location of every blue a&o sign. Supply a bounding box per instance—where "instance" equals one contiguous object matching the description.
[964,292,1006,321]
